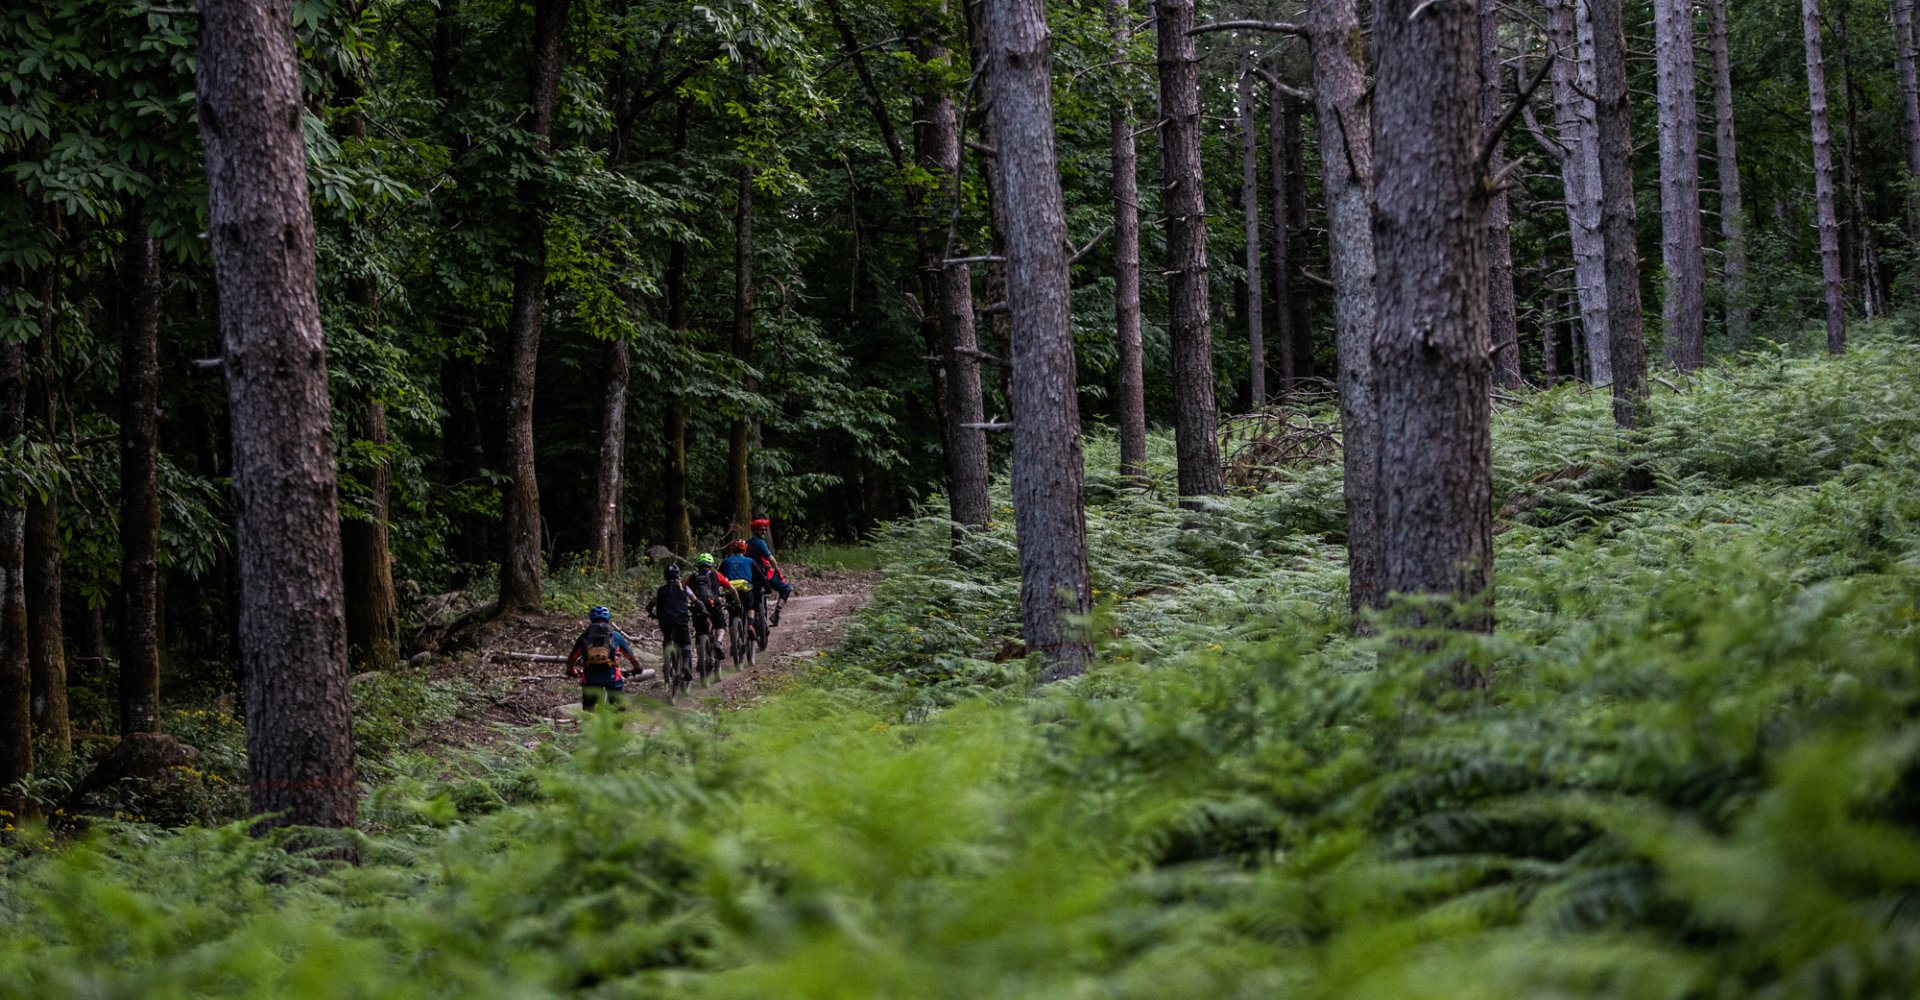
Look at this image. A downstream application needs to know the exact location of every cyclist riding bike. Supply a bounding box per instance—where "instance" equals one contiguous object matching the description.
[566,606,642,711]
[686,552,733,657]
[644,563,696,695]
[719,540,758,602]
[748,518,793,623]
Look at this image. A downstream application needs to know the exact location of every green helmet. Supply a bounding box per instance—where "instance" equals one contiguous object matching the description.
[696,552,715,566]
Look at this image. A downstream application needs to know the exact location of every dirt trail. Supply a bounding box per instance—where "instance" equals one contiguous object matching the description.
[417,568,875,749]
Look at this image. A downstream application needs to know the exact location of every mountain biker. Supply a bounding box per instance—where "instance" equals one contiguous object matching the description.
[686,552,733,655]
[566,606,641,710]
[747,518,793,618]
[645,563,695,683]
[719,540,758,601]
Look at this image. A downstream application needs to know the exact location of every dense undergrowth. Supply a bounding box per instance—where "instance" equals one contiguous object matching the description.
[5,324,1920,998]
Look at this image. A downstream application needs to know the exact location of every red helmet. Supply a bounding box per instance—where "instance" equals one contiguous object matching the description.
[751,518,771,530]
[732,539,748,552]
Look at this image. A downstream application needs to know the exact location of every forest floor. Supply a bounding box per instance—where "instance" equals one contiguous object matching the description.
[413,565,877,753]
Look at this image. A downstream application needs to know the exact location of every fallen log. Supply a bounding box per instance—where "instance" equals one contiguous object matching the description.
[495,652,569,663]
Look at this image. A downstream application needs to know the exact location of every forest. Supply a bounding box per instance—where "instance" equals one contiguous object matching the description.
[4,0,1920,994]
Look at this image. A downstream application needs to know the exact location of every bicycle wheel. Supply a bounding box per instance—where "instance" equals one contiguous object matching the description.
[667,642,691,700]
[754,594,770,651]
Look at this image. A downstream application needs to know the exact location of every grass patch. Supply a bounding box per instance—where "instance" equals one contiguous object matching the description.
[785,542,885,572]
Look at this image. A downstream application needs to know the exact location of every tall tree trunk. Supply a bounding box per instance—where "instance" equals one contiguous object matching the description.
[1238,67,1266,407]
[1110,0,1148,480]
[340,400,398,669]
[983,0,1093,679]
[497,0,572,613]
[1373,0,1495,681]
[1306,0,1381,620]
[1269,77,1296,395]
[336,80,398,670]
[1563,0,1613,383]
[1802,0,1846,354]
[728,164,756,533]
[0,335,28,810]
[1836,9,1884,319]
[1589,0,1649,426]
[1895,0,1920,256]
[1153,0,1223,501]
[662,104,695,556]
[119,208,162,735]
[1705,0,1751,343]
[590,335,629,569]
[916,17,991,529]
[198,0,357,830]
[1480,1,1523,388]
[1283,99,1315,381]
[1654,0,1705,371]
[26,272,68,753]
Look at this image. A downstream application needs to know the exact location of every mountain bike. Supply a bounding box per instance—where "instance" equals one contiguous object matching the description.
[752,589,771,652]
[663,630,693,701]
[695,617,722,685]
[727,594,755,668]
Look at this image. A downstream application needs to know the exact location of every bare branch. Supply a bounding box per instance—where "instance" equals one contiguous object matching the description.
[1476,52,1556,191]
[1068,224,1115,266]
[1249,65,1313,103]
[1190,19,1306,37]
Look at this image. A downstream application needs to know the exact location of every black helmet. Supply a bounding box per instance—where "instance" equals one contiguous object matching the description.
[664,563,681,579]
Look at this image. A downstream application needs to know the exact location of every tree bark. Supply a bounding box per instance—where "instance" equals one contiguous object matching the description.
[118,207,162,735]
[497,0,572,613]
[590,335,629,570]
[1588,0,1649,426]
[0,336,29,810]
[1372,0,1495,680]
[728,164,755,534]
[1836,8,1884,320]
[982,0,1093,679]
[1269,76,1296,396]
[1238,67,1266,407]
[1562,0,1612,383]
[1704,0,1750,344]
[915,16,991,529]
[1654,0,1705,371]
[1283,99,1315,381]
[26,273,68,753]
[1110,0,1148,480]
[1305,0,1381,620]
[1153,0,1223,501]
[340,399,398,669]
[1802,0,1846,354]
[663,237,694,555]
[1896,0,1920,255]
[1480,0,1523,388]
[197,0,357,830]
[335,76,398,671]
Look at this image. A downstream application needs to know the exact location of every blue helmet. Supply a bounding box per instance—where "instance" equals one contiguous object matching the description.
[589,606,611,622]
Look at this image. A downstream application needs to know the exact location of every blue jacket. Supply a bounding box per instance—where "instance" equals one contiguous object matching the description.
[719,553,757,584]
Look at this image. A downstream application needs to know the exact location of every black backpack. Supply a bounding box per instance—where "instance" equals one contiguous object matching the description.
[582,622,614,668]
